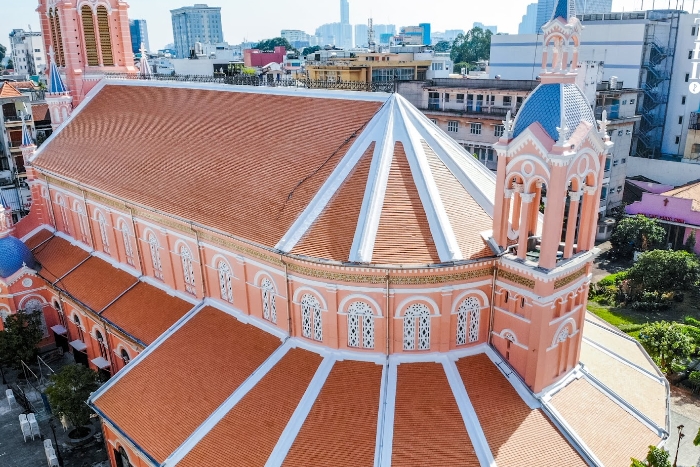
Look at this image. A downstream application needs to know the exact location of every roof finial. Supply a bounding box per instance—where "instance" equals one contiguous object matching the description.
[138,42,152,79]
[20,113,34,147]
[0,192,14,238]
[598,109,610,140]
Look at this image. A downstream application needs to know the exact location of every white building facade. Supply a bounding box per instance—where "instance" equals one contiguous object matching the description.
[9,29,45,77]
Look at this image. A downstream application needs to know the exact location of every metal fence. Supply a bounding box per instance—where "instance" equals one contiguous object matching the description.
[103,73,396,93]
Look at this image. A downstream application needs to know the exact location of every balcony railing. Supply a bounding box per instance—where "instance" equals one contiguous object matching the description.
[423,104,516,117]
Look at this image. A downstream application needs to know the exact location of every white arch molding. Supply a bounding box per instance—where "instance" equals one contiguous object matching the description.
[551,317,578,348]
[292,286,328,311]
[338,293,383,317]
[394,295,440,318]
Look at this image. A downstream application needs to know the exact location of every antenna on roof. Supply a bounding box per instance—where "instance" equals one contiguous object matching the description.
[368,18,375,52]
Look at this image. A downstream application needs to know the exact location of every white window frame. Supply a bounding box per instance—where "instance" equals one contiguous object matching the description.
[447,120,459,133]
[470,123,482,135]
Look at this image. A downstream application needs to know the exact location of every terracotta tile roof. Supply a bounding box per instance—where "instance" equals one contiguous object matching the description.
[93,306,281,463]
[551,378,660,467]
[291,143,375,261]
[456,354,585,466]
[663,180,700,211]
[0,82,22,98]
[583,322,658,375]
[283,360,383,466]
[422,140,492,260]
[373,143,440,264]
[178,348,322,467]
[392,362,479,466]
[23,229,54,250]
[58,257,137,312]
[31,236,90,283]
[32,103,50,122]
[33,84,383,250]
[579,341,666,427]
[5,80,36,90]
[100,282,193,345]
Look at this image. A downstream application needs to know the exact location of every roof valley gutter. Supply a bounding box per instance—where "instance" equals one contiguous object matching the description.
[488,264,497,346]
[128,206,147,275]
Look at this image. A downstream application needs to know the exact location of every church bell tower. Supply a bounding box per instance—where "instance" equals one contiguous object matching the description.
[489,0,613,393]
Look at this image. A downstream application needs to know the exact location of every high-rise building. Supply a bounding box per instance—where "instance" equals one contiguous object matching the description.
[339,0,351,48]
[340,0,349,25]
[315,23,352,49]
[354,24,368,47]
[171,4,224,59]
[473,22,498,34]
[8,29,45,77]
[536,0,612,31]
[129,19,150,54]
[419,23,431,45]
[518,3,539,34]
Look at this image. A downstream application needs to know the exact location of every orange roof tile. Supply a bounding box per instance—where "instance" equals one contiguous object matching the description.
[32,236,90,283]
[178,348,323,467]
[23,229,54,250]
[100,282,193,345]
[663,180,700,211]
[59,257,137,312]
[292,143,375,261]
[283,360,383,466]
[32,103,50,122]
[373,143,440,264]
[456,354,585,466]
[551,378,660,467]
[423,141,492,260]
[33,84,382,250]
[392,362,479,466]
[94,306,281,463]
[0,82,22,98]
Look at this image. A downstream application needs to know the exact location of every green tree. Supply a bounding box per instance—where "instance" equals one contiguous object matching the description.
[302,45,321,57]
[685,230,697,253]
[450,27,492,72]
[638,321,694,374]
[631,445,671,467]
[45,364,100,431]
[610,215,666,259]
[255,37,295,53]
[627,250,700,296]
[0,43,6,67]
[6,58,13,70]
[433,40,451,52]
[0,311,43,371]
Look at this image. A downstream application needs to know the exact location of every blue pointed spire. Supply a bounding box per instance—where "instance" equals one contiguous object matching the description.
[553,0,574,21]
[21,118,33,147]
[48,47,68,94]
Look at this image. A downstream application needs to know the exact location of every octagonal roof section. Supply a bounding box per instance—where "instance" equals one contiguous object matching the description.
[31,81,496,267]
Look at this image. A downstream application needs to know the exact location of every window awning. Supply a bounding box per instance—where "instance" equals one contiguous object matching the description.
[91,357,110,370]
[50,325,67,335]
[69,340,87,352]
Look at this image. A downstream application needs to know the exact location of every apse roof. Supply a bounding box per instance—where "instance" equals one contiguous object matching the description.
[512,83,595,142]
[31,81,496,266]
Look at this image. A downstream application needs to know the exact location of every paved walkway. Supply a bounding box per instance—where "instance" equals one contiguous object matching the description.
[668,386,700,467]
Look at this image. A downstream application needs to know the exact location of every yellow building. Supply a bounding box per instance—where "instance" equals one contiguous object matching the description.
[305,51,434,83]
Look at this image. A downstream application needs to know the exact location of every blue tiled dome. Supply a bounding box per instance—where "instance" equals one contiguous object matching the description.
[512,83,595,142]
[0,236,38,278]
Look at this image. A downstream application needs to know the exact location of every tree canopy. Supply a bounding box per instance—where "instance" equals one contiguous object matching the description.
[610,215,666,259]
[45,364,100,428]
[630,445,671,467]
[433,40,451,53]
[638,321,694,374]
[302,45,321,57]
[0,43,6,66]
[627,249,700,295]
[0,311,43,370]
[254,37,295,53]
[450,27,492,72]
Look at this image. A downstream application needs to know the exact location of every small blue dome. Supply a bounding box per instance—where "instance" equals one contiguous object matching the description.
[0,236,38,278]
[512,83,595,142]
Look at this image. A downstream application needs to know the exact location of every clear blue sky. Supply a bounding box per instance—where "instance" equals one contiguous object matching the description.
[0,0,675,51]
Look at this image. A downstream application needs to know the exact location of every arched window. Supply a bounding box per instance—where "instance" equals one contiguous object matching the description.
[301,294,322,342]
[50,9,65,66]
[116,446,132,467]
[457,297,481,345]
[95,330,107,359]
[97,212,109,253]
[81,5,99,66]
[73,314,84,341]
[119,221,134,266]
[260,279,277,324]
[120,348,130,365]
[217,261,233,303]
[403,303,430,350]
[347,301,374,349]
[24,299,48,338]
[57,196,70,234]
[96,6,114,65]
[147,233,162,279]
[180,245,196,294]
[75,203,89,244]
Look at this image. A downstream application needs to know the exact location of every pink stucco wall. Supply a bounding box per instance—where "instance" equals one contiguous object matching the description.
[626,193,700,254]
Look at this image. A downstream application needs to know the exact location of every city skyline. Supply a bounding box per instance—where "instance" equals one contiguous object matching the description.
[2,0,655,51]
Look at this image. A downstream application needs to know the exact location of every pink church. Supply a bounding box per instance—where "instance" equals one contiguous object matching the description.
[0,1,669,466]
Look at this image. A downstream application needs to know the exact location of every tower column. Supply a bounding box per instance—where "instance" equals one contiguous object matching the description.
[511,185,523,232]
[563,190,581,258]
[528,182,542,235]
[578,186,598,251]
[517,192,535,260]
[493,151,510,247]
